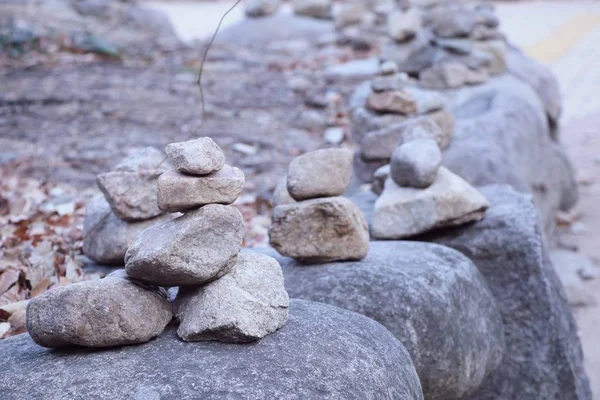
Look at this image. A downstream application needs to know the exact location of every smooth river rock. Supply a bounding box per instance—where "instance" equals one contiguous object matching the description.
[125,204,244,286]
[0,300,424,400]
[255,241,505,400]
[390,138,442,188]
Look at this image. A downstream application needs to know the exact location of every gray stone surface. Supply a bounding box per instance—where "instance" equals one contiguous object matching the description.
[372,167,489,239]
[287,148,353,200]
[96,169,163,221]
[292,0,332,19]
[431,6,476,38]
[165,137,225,176]
[26,273,172,348]
[256,241,505,400]
[83,194,172,265]
[371,164,390,195]
[390,138,442,188]
[245,0,280,17]
[381,32,437,74]
[272,178,297,207]
[269,196,369,262]
[125,204,244,286]
[0,300,424,400]
[472,40,507,75]
[420,185,592,400]
[420,62,470,89]
[157,165,245,212]
[174,253,289,343]
[371,73,409,92]
[388,8,421,43]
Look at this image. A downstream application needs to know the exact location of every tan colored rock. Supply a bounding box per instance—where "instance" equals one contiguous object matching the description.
[174,253,289,343]
[287,148,353,201]
[165,137,225,176]
[157,165,245,213]
[420,62,470,89]
[372,167,489,239]
[269,196,369,262]
[366,90,417,115]
[96,169,163,221]
[125,204,244,286]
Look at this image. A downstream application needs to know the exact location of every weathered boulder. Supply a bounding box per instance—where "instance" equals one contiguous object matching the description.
[26,272,172,348]
[419,185,592,400]
[372,167,489,239]
[174,253,289,343]
[125,204,244,286]
[390,138,441,188]
[157,166,245,212]
[255,241,505,400]
[165,137,225,176]
[96,169,163,221]
[287,148,353,200]
[83,194,172,265]
[0,300,424,400]
[269,196,369,262]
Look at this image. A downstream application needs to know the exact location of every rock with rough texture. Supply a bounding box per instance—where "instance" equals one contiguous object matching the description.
[165,137,225,176]
[371,164,390,195]
[421,186,592,400]
[157,165,245,212]
[96,169,163,221]
[270,196,369,262]
[381,31,437,74]
[83,194,172,265]
[26,273,172,348]
[361,116,448,161]
[372,167,489,239]
[388,8,421,43]
[125,204,244,286]
[114,147,169,172]
[367,90,418,115]
[287,148,353,200]
[390,138,441,188]
[292,0,332,19]
[0,300,425,400]
[431,6,476,38]
[257,241,505,400]
[174,253,289,343]
[245,0,280,17]
[420,62,470,89]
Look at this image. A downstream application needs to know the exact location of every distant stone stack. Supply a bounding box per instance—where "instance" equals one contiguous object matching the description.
[269,148,370,262]
[27,137,289,348]
[371,138,489,239]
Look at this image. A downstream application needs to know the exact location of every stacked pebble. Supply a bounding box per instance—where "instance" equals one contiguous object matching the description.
[269,148,370,263]
[371,138,490,239]
[27,137,289,348]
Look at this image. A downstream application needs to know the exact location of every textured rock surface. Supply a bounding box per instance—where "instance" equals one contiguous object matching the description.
[0,300,424,400]
[83,194,172,265]
[367,90,418,115]
[26,273,172,348]
[157,165,245,212]
[372,167,489,239]
[390,138,441,188]
[165,137,225,176]
[360,116,449,161]
[256,241,505,400]
[96,169,163,221]
[125,204,244,286]
[421,185,592,400]
[174,253,289,343]
[287,148,353,200]
[270,196,369,262]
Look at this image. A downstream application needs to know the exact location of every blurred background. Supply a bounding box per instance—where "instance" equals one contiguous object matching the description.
[1,0,599,395]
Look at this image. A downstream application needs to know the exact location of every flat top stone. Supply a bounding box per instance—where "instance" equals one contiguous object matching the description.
[0,300,424,400]
[165,137,225,176]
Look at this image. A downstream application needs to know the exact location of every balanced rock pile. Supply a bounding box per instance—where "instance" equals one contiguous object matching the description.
[371,138,489,239]
[27,137,289,348]
[269,148,370,262]
[83,147,174,265]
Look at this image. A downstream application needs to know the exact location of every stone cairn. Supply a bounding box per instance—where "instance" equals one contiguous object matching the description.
[269,148,370,262]
[27,137,289,348]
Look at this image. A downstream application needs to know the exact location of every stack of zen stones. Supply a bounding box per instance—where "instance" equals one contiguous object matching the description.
[26,137,289,349]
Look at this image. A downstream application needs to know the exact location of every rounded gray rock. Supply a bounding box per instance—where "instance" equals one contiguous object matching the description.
[174,253,289,343]
[125,204,244,286]
[390,138,441,188]
[26,274,172,348]
[165,137,225,176]
[287,148,353,201]
[257,241,506,400]
[1,300,424,400]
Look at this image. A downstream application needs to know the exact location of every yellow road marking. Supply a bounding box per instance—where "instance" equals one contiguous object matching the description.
[525,14,600,64]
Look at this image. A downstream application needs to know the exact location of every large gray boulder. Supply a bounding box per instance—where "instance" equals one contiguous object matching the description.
[255,242,505,400]
[0,300,424,400]
[418,185,592,400]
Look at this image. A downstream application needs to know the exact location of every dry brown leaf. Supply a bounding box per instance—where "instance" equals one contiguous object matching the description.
[30,278,53,298]
[0,270,20,295]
